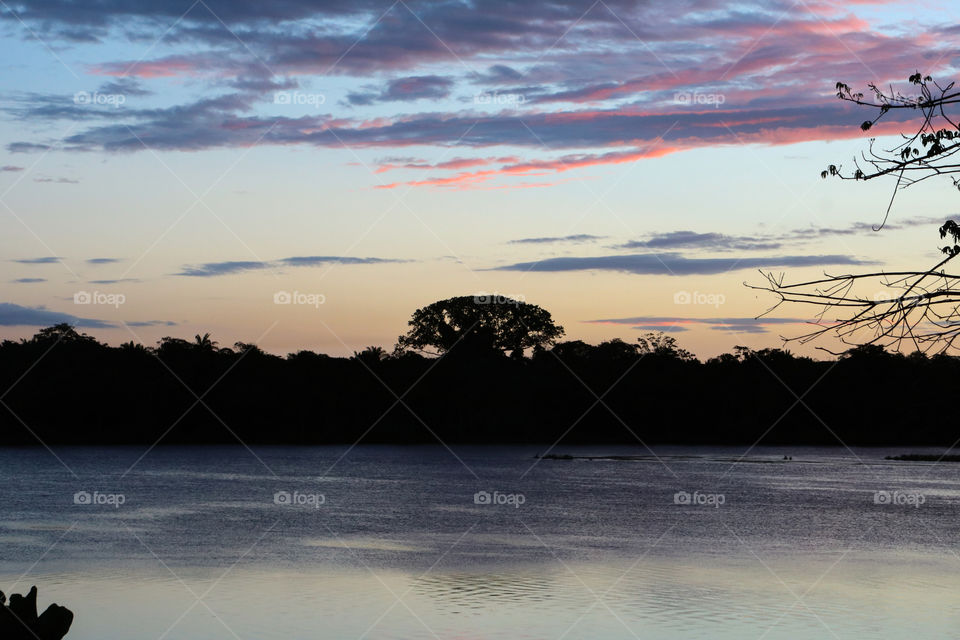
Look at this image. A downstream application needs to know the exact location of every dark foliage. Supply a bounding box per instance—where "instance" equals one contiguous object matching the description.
[396,295,565,358]
[0,323,956,446]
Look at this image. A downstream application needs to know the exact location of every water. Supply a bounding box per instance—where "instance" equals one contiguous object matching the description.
[2,445,960,639]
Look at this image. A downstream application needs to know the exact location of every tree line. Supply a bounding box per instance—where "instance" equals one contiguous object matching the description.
[0,318,952,446]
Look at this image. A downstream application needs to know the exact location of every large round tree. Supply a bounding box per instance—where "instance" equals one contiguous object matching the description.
[396,295,564,358]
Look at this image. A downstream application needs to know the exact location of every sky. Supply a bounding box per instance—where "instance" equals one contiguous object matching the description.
[1,0,959,357]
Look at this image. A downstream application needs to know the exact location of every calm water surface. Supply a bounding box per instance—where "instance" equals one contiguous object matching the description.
[2,445,960,639]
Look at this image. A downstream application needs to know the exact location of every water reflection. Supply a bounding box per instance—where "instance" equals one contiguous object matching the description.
[3,445,960,639]
[414,571,562,609]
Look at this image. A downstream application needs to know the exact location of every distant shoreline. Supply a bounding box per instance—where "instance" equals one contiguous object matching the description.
[538,452,960,463]
[884,454,960,462]
[4,324,960,448]
[2,443,957,456]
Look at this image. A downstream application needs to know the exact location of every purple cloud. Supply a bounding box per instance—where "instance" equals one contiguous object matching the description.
[588,315,814,334]
[495,252,874,276]
[348,75,454,105]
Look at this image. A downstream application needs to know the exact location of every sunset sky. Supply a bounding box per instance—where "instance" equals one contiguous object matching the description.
[1,0,958,357]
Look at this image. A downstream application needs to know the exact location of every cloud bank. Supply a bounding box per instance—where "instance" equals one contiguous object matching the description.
[495,252,874,276]
[176,255,408,277]
[588,315,814,334]
[3,0,955,188]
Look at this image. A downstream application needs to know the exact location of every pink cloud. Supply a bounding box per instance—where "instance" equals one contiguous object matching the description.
[90,56,209,78]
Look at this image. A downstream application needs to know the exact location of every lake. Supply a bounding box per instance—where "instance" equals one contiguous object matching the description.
[2,445,959,639]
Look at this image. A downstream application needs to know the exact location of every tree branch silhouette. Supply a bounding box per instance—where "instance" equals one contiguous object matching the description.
[753,72,960,354]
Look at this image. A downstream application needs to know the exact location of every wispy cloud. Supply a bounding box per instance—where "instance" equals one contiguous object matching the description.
[34,176,79,184]
[347,75,454,105]
[588,315,814,334]
[97,78,151,97]
[176,255,408,277]
[616,217,946,254]
[126,320,177,327]
[785,215,944,238]
[618,231,781,252]
[0,302,177,329]
[177,260,266,277]
[12,257,62,264]
[471,64,525,85]
[509,234,606,245]
[495,252,874,276]
[0,302,111,328]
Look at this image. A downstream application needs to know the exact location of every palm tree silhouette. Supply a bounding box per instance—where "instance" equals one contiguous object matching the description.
[193,333,218,351]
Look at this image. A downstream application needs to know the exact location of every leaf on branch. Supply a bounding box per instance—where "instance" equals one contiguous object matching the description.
[941,245,960,257]
[939,220,960,243]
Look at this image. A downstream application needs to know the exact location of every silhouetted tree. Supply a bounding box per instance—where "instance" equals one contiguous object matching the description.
[194,333,218,351]
[593,338,642,362]
[233,342,265,356]
[755,72,960,354]
[549,340,594,361]
[29,323,96,346]
[396,295,564,358]
[156,336,194,355]
[353,345,387,365]
[636,331,696,361]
